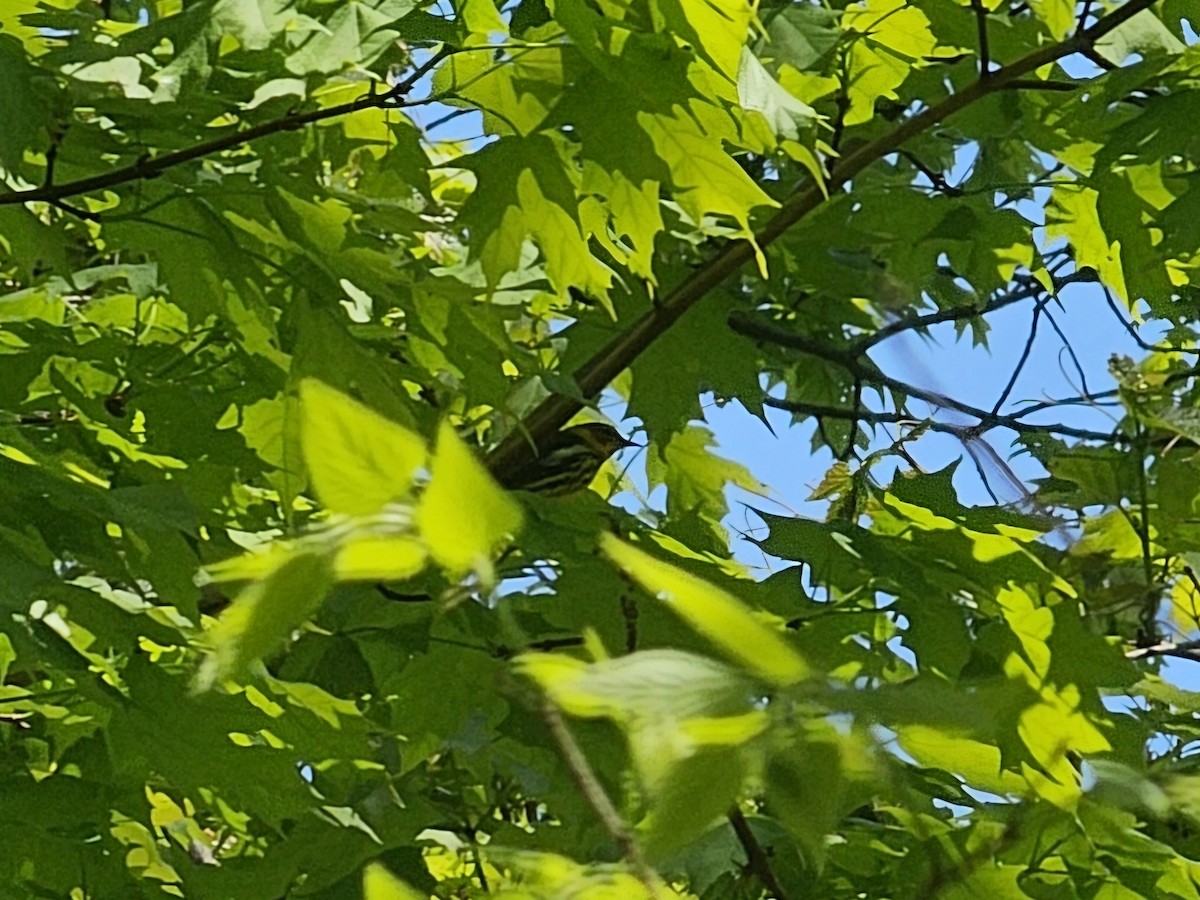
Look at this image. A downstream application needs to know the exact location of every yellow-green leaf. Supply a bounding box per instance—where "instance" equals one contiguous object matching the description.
[299,379,427,516]
[334,535,427,581]
[515,649,752,721]
[363,862,425,900]
[194,550,333,692]
[600,535,810,686]
[204,542,298,584]
[417,421,523,582]
[1045,186,1128,306]
[842,0,939,126]
[1028,0,1075,39]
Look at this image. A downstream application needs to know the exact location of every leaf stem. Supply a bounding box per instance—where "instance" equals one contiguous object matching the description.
[539,700,662,897]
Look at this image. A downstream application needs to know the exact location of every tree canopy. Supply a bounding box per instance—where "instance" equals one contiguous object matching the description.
[4,0,1200,897]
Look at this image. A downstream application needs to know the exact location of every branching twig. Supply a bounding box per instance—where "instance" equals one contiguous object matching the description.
[761,397,1113,443]
[1078,0,1095,32]
[1101,284,1188,354]
[991,299,1044,414]
[899,149,963,195]
[855,271,1075,349]
[732,313,1114,442]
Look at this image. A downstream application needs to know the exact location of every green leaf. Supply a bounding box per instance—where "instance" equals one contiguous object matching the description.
[1028,0,1077,39]
[639,744,745,861]
[842,0,940,126]
[334,535,427,581]
[1095,9,1186,63]
[455,134,613,298]
[601,535,810,686]
[737,48,817,144]
[760,4,840,71]
[645,425,766,554]
[649,0,755,82]
[515,649,755,722]
[194,550,334,691]
[1046,185,1128,305]
[299,379,427,516]
[417,421,523,582]
[363,862,426,900]
[766,724,879,868]
[285,0,414,75]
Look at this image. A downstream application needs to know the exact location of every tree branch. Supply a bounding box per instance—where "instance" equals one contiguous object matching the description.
[1126,639,1200,662]
[485,0,1158,477]
[539,700,662,897]
[0,47,451,208]
[761,397,1113,443]
[991,298,1044,414]
[856,278,1045,350]
[899,150,963,195]
[970,0,992,78]
[729,807,790,900]
[731,312,1113,441]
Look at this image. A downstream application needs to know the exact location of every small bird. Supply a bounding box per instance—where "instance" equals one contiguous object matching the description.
[497,423,637,496]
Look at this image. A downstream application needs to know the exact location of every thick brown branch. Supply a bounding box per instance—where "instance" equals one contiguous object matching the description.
[484,0,1158,477]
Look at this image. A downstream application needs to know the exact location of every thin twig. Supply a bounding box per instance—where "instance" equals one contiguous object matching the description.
[991,300,1044,414]
[1134,422,1157,640]
[761,397,1113,442]
[1078,0,1095,31]
[729,807,790,900]
[540,701,662,897]
[971,0,992,78]
[1101,284,1187,354]
[733,314,1114,442]
[857,274,1055,349]
[1042,306,1093,398]
[898,149,963,195]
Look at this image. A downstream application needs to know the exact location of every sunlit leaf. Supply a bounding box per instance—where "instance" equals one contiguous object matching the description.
[334,535,427,582]
[600,535,810,686]
[363,862,426,900]
[299,379,427,516]
[417,421,523,582]
[194,550,334,692]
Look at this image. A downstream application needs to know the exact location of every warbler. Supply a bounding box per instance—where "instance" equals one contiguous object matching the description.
[497,423,636,496]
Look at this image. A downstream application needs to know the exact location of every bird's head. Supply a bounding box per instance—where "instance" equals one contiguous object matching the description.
[565,423,638,461]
